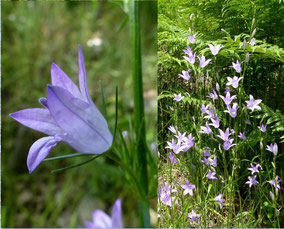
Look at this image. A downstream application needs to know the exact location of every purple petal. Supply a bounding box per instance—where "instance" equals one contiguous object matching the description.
[47,85,113,154]
[92,210,112,228]
[78,45,92,103]
[27,136,61,173]
[111,199,123,228]
[51,63,83,100]
[10,108,63,136]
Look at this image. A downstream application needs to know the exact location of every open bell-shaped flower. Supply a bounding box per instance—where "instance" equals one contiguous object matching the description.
[10,45,113,173]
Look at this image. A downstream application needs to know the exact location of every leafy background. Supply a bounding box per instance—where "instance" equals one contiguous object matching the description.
[2,1,157,228]
[158,0,284,227]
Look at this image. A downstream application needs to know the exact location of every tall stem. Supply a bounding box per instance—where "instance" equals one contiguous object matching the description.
[129,1,150,227]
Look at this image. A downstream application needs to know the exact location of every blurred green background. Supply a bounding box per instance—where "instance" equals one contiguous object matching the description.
[2,1,157,228]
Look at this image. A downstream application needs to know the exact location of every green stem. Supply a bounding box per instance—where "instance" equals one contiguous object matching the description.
[129,1,150,227]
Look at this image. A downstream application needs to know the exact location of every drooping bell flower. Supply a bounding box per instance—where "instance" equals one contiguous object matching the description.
[84,198,123,228]
[10,45,113,173]
[208,44,223,56]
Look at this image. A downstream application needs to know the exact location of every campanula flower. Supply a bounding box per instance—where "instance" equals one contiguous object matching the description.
[181,180,196,196]
[183,52,196,64]
[238,132,246,140]
[183,133,195,151]
[245,175,259,188]
[201,104,209,114]
[208,44,223,56]
[208,89,218,100]
[178,70,191,81]
[248,163,262,175]
[175,131,187,144]
[84,199,123,228]
[198,56,212,68]
[215,193,225,205]
[10,45,113,173]
[168,125,177,134]
[243,39,247,49]
[169,152,177,164]
[203,147,211,157]
[209,116,220,128]
[166,138,186,154]
[183,45,192,56]
[200,122,212,134]
[225,103,239,118]
[173,93,184,102]
[217,128,231,142]
[208,156,217,168]
[266,143,278,155]
[258,124,267,132]
[159,182,177,207]
[219,92,237,105]
[206,169,217,180]
[187,209,200,224]
[223,139,236,151]
[246,52,250,62]
[246,95,262,111]
[249,38,256,46]
[187,34,196,43]
[268,176,282,190]
[226,76,243,88]
[232,60,241,73]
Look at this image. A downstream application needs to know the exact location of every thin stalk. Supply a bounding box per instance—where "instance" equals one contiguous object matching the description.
[129,1,150,227]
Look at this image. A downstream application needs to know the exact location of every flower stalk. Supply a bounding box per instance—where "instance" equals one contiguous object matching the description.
[129,1,150,227]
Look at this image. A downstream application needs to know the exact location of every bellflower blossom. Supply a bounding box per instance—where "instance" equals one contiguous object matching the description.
[266,143,278,155]
[159,182,177,207]
[258,124,267,132]
[268,176,282,190]
[225,103,239,118]
[173,93,184,102]
[168,125,177,134]
[166,138,186,154]
[198,56,212,68]
[219,92,237,105]
[187,34,196,43]
[226,76,243,89]
[223,139,236,151]
[246,52,250,62]
[187,210,200,224]
[183,52,196,64]
[183,133,195,151]
[208,44,223,56]
[208,156,217,168]
[209,115,220,128]
[178,70,191,81]
[215,193,225,208]
[249,38,256,46]
[238,132,246,140]
[175,131,187,144]
[208,89,218,100]
[245,175,259,188]
[248,163,262,175]
[232,60,241,73]
[203,147,211,157]
[84,199,123,228]
[206,169,217,180]
[246,95,262,111]
[168,152,177,164]
[183,45,192,56]
[201,104,209,114]
[10,45,113,173]
[200,122,212,134]
[217,128,231,142]
[181,180,196,196]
